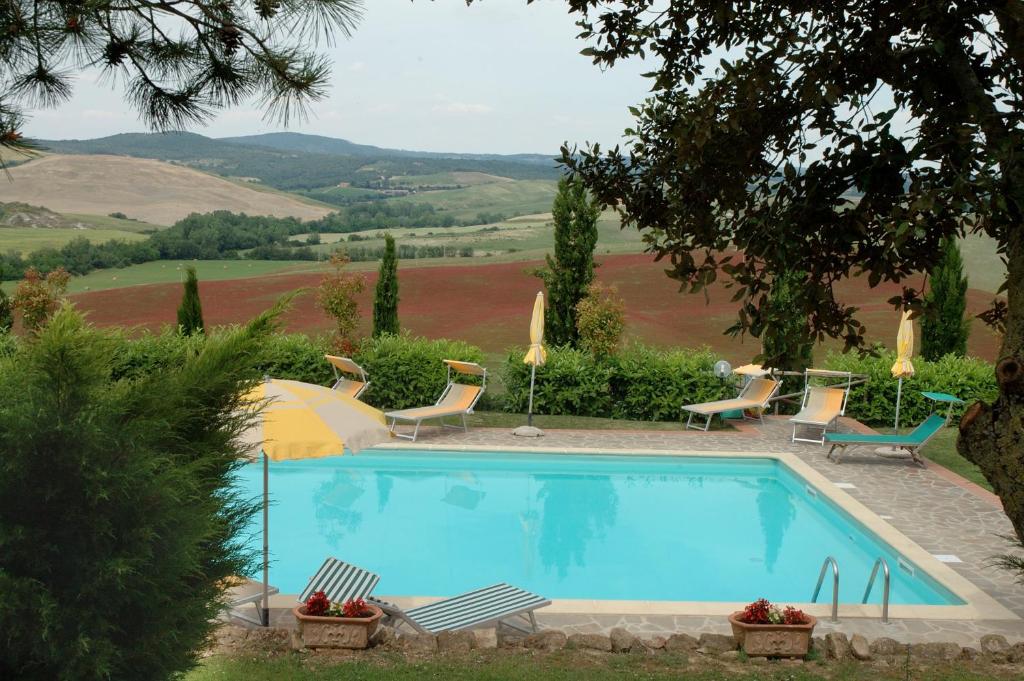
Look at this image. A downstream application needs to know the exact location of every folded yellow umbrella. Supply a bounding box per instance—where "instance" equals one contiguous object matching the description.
[522,292,546,429]
[890,310,916,431]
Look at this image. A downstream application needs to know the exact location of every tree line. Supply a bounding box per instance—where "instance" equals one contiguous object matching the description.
[0,202,495,280]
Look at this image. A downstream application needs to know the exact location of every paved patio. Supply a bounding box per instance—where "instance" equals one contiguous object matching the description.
[254,416,1024,646]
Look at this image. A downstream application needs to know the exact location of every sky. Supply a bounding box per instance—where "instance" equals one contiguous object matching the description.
[24,0,653,155]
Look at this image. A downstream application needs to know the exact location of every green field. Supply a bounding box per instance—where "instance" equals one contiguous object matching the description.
[389,179,558,220]
[0,226,149,253]
[64,213,163,233]
[65,260,324,293]
[959,232,1005,294]
[388,171,510,187]
[300,210,645,259]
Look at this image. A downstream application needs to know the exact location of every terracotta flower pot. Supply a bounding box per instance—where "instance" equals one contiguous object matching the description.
[728,612,817,658]
[293,604,384,649]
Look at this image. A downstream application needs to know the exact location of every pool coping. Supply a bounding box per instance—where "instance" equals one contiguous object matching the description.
[337,441,1018,623]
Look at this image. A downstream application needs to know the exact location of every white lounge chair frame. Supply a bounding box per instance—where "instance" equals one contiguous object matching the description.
[790,369,854,444]
[223,578,279,626]
[369,583,550,635]
[325,355,370,400]
[682,376,781,431]
[385,360,487,441]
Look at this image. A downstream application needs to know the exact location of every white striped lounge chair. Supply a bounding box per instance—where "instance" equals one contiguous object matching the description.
[369,583,550,634]
[385,360,487,441]
[298,557,381,604]
[223,577,279,625]
[325,355,370,400]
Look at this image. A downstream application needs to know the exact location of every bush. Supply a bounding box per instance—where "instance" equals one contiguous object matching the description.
[503,346,615,417]
[823,350,996,426]
[576,283,625,358]
[501,344,736,421]
[110,327,206,381]
[354,332,484,410]
[254,333,333,385]
[0,305,274,681]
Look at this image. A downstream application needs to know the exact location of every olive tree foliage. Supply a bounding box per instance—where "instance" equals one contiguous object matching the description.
[0,0,363,151]
[491,2,1024,544]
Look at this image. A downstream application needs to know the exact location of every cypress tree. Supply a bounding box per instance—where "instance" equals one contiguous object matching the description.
[373,234,400,337]
[921,237,970,360]
[761,270,815,373]
[538,177,600,347]
[177,266,205,335]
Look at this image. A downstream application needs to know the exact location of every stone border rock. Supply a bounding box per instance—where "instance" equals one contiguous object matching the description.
[213,624,1024,668]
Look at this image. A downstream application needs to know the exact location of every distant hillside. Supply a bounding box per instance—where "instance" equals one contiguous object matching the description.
[220,132,557,165]
[33,132,561,191]
[0,154,334,225]
[0,201,72,228]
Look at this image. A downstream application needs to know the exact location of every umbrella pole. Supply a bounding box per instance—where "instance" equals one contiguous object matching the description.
[527,363,537,427]
[894,376,904,433]
[262,451,269,627]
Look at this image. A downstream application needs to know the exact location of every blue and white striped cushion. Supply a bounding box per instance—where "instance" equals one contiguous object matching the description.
[298,557,380,604]
[404,583,549,633]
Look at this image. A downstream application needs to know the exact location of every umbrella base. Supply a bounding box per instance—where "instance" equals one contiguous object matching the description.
[512,425,545,438]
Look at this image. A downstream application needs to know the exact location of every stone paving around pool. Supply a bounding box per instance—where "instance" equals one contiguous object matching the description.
[249,416,1024,648]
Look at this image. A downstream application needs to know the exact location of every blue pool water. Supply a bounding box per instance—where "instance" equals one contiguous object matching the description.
[238,451,962,605]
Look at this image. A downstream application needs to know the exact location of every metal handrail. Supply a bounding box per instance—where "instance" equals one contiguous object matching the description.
[862,557,891,623]
[811,556,840,622]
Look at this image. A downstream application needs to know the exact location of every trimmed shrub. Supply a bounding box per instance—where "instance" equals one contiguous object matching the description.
[501,344,736,421]
[254,332,333,385]
[609,344,736,421]
[354,332,485,410]
[110,327,206,381]
[823,350,996,426]
[503,346,615,417]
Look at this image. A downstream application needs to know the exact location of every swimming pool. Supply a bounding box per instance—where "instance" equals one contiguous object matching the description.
[238,450,963,606]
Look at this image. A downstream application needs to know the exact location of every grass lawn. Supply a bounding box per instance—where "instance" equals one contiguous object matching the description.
[920,427,992,491]
[186,653,1016,681]
[467,411,693,431]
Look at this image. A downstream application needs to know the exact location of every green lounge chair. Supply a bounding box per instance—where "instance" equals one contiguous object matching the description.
[825,392,963,465]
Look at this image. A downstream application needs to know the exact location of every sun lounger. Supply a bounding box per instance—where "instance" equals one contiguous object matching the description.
[789,370,854,444]
[298,556,381,604]
[369,583,550,634]
[325,355,370,400]
[824,392,963,465]
[223,577,279,625]
[682,377,780,431]
[385,360,487,441]
[824,414,945,465]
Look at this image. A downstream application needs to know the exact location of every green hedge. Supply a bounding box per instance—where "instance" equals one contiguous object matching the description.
[823,351,997,426]
[104,329,485,411]
[501,344,735,421]
[354,332,485,410]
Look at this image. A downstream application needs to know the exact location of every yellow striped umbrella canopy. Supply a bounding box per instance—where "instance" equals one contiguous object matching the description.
[522,291,547,366]
[241,378,390,461]
[891,310,916,379]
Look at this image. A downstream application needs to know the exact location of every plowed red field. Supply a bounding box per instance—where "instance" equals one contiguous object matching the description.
[70,254,1002,362]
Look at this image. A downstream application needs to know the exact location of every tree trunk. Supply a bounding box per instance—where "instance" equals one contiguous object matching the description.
[958,223,1024,542]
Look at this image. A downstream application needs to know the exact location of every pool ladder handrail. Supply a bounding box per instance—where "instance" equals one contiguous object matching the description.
[862,557,891,624]
[811,556,839,622]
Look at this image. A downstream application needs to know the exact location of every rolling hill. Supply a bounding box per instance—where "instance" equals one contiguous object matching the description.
[33,132,561,191]
[0,154,334,225]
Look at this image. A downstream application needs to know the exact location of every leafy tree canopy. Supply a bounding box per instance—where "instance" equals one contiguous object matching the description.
[0,0,363,151]
[487,0,1024,545]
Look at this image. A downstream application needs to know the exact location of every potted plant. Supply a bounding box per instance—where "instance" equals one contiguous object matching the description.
[293,591,384,649]
[728,598,817,658]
